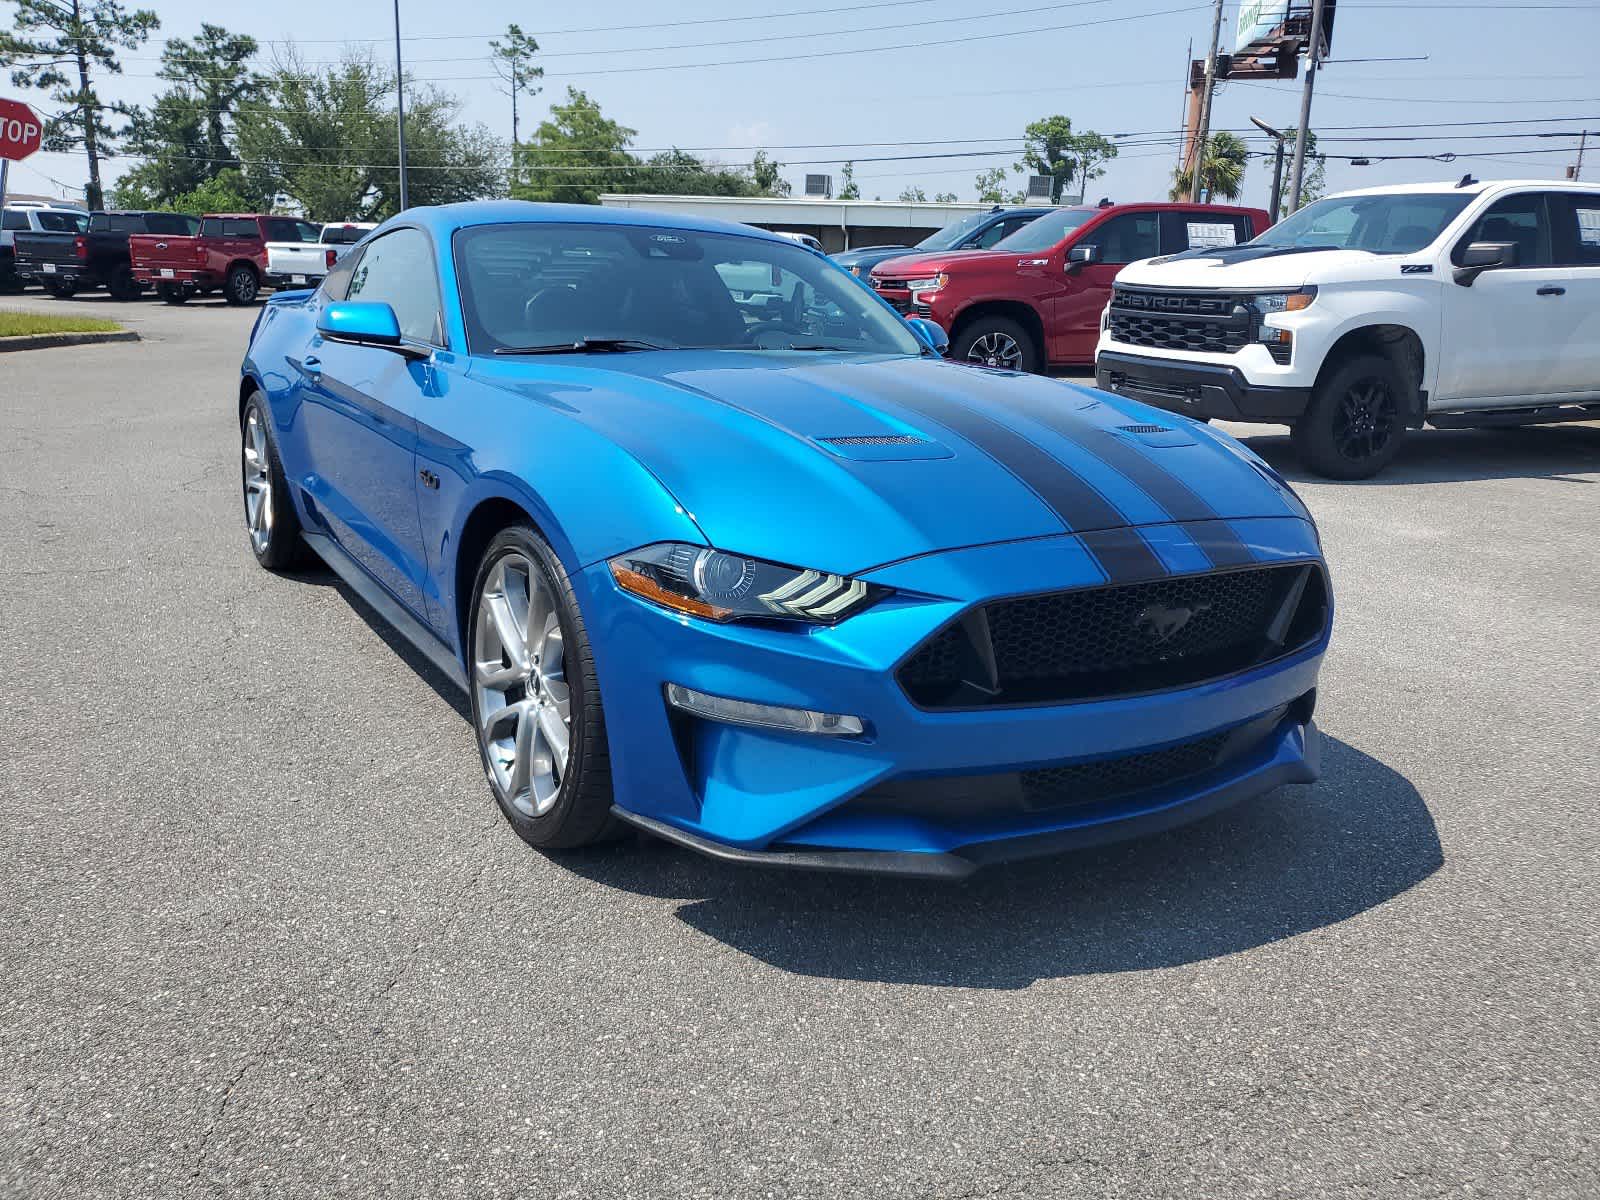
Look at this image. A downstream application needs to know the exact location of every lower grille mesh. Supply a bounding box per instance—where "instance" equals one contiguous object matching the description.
[1021,730,1232,810]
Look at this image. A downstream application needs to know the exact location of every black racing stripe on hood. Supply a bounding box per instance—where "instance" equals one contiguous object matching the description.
[992,391,1252,567]
[1077,528,1168,585]
[863,386,1168,582]
[1180,521,1256,568]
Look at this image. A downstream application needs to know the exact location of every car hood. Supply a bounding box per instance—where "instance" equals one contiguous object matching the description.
[870,249,1004,278]
[1117,244,1394,290]
[832,245,921,268]
[473,353,1303,577]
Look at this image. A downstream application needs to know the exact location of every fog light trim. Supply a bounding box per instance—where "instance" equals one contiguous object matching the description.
[666,683,864,737]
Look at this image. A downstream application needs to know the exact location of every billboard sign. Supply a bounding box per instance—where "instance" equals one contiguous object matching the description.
[1235,0,1291,51]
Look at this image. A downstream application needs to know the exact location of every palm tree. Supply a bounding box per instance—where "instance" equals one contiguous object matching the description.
[1170,131,1249,202]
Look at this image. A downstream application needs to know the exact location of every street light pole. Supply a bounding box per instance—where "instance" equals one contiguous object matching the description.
[1251,116,1287,223]
[1288,0,1328,213]
[393,0,410,211]
[1189,0,1226,203]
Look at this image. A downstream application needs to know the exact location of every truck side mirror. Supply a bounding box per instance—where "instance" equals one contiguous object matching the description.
[1453,241,1518,287]
[1066,244,1098,273]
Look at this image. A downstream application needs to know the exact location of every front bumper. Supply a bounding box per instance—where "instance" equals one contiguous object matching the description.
[583,516,1329,875]
[1096,350,1311,423]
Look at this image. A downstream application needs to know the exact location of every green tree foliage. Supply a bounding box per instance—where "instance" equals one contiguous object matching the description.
[750,149,790,197]
[514,86,640,204]
[1273,129,1326,209]
[118,24,266,206]
[1170,131,1249,202]
[974,166,1011,204]
[837,161,860,199]
[898,185,927,202]
[235,49,501,220]
[933,191,957,203]
[115,166,256,214]
[641,148,760,197]
[489,23,542,153]
[0,0,160,209]
[1016,115,1118,203]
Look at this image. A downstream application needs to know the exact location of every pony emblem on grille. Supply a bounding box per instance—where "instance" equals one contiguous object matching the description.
[1136,602,1210,643]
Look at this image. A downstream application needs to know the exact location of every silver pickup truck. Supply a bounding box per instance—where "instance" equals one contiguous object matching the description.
[264,221,375,290]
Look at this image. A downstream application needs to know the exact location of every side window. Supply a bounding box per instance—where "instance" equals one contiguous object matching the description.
[974,217,1027,249]
[1082,212,1160,264]
[1553,194,1600,267]
[223,218,261,239]
[343,228,445,345]
[264,217,321,243]
[320,247,361,302]
[144,213,193,235]
[1453,193,1552,267]
[201,217,222,237]
[1,210,26,231]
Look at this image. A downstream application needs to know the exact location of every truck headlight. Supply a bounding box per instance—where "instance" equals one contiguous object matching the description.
[610,543,885,624]
[1253,287,1316,315]
[905,273,947,298]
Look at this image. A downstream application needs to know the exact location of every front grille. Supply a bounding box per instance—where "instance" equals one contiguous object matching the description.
[898,562,1328,710]
[1021,730,1231,810]
[1109,286,1253,355]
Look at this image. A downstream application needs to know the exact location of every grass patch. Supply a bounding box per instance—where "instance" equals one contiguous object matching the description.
[0,309,124,337]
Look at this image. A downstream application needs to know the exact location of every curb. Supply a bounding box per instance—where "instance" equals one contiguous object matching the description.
[0,329,140,353]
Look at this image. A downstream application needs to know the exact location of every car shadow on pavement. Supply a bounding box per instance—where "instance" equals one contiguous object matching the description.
[1238,423,1600,487]
[556,736,1441,989]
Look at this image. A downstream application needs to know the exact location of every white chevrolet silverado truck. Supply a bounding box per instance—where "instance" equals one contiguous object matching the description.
[1095,179,1600,478]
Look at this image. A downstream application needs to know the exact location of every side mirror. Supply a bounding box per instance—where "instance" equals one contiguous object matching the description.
[1066,244,1099,272]
[906,317,949,356]
[1453,241,1518,287]
[317,301,419,355]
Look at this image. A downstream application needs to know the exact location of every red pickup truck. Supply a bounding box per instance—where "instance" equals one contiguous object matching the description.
[869,201,1271,372]
[130,213,316,305]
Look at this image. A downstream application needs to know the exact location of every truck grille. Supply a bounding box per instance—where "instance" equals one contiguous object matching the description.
[898,562,1328,710]
[1109,286,1254,355]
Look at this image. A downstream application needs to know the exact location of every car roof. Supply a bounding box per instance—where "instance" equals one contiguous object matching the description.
[1326,178,1598,199]
[383,200,796,246]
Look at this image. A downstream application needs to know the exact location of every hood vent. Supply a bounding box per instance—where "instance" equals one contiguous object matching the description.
[822,434,930,447]
[1118,423,1170,435]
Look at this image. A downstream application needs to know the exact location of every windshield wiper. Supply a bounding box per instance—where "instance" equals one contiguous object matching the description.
[494,337,669,356]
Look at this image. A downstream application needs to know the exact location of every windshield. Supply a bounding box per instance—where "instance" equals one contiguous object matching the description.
[1254,192,1475,254]
[916,211,994,251]
[990,207,1097,253]
[454,222,924,357]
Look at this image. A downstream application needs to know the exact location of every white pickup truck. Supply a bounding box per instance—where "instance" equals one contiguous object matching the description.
[1095,179,1600,478]
[264,221,375,291]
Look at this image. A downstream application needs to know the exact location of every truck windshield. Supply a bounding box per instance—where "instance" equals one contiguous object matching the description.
[916,211,994,251]
[990,208,1097,253]
[1253,193,1475,254]
[455,222,924,358]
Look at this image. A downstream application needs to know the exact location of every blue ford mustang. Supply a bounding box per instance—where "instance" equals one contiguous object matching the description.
[239,201,1330,878]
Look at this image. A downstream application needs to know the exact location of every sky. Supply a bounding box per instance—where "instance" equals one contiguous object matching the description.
[6,0,1600,209]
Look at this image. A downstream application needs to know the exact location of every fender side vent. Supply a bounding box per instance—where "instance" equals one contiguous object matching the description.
[821,434,930,446]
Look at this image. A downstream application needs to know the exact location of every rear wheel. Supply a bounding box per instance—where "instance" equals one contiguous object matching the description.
[44,280,76,299]
[224,264,259,305]
[158,284,189,305]
[951,316,1041,373]
[468,526,617,850]
[1291,353,1407,480]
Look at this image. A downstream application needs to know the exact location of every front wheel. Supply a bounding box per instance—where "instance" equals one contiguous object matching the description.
[224,264,259,305]
[240,393,307,570]
[469,527,617,850]
[1291,353,1408,480]
[951,316,1042,373]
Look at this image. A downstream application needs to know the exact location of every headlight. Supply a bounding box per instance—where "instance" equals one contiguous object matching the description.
[1252,287,1316,315]
[904,274,947,293]
[849,265,862,276]
[609,543,884,624]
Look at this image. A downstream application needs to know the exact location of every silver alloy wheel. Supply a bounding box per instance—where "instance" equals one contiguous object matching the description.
[242,407,273,554]
[473,552,572,818]
[967,331,1023,370]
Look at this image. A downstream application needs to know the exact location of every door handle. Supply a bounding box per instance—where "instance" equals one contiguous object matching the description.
[301,354,321,380]
[1536,285,1566,296]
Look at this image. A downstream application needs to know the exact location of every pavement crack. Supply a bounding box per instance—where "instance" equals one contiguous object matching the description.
[186,1011,290,1195]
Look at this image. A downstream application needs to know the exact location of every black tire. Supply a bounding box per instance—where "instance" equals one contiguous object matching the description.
[1291,353,1408,480]
[951,315,1042,373]
[224,264,260,306]
[45,280,76,299]
[158,284,189,305]
[240,392,307,571]
[107,262,142,301]
[468,525,618,850]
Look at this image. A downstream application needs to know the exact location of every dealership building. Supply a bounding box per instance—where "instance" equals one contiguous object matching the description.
[598,194,998,253]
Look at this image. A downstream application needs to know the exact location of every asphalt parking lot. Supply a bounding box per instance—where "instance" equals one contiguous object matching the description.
[3,290,1598,1199]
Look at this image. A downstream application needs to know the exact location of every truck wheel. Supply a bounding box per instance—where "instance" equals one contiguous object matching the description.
[107,263,142,301]
[158,284,189,305]
[45,280,76,299]
[1292,353,1408,480]
[224,265,260,306]
[951,317,1041,373]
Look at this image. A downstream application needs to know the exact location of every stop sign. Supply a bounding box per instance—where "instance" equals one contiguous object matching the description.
[0,98,43,161]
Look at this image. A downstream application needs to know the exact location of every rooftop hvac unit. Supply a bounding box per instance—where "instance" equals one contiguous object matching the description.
[804,174,832,198]
[1023,174,1054,206]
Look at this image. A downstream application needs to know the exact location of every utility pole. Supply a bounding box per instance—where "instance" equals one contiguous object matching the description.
[1251,116,1287,222]
[393,0,410,211]
[1288,0,1328,213]
[1176,38,1192,174]
[1573,130,1588,181]
[1189,0,1226,203]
